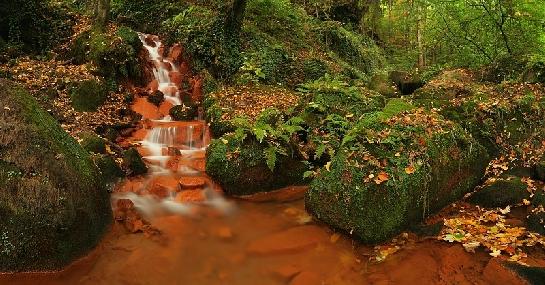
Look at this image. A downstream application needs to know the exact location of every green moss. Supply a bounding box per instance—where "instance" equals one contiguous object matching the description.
[305,109,488,243]
[169,104,197,121]
[69,79,108,112]
[123,148,147,176]
[0,79,111,271]
[80,132,106,154]
[468,176,530,208]
[206,134,307,196]
[70,27,142,82]
[94,154,124,185]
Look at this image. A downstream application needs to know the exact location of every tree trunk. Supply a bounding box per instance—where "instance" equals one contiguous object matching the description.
[94,0,110,30]
[225,0,248,35]
[416,1,425,68]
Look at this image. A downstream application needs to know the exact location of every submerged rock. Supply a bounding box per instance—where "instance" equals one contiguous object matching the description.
[306,107,488,243]
[0,80,111,271]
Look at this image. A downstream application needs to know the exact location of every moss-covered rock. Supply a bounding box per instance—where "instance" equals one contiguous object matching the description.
[206,134,308,196]
[0,79,111,271]
[468,176,530,208]
[169,103,197,121]
[147,90,165,106]
[389,70,425,95]
[413,69,545,157]
[69,79,108,112]
[123,148,147,176]
[305,108,489,243]
[70,26,142,82]
[80,132,106,154]
[94,154,124,185]
[527,190,545,235]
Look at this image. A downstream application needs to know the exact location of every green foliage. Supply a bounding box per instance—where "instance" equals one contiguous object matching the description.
[298,74,385,117]
[320,21,384,76]
[0,0,74,55]
[231,113,305,171]
[80,132,107,154]
[163,5,243,80]
[69,79,108,112]
[111,0,185,33]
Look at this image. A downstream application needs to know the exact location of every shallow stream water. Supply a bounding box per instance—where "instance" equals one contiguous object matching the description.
[0,34,533,285]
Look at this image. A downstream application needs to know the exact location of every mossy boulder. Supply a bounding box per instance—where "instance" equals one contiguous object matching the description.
[94,154,124,185]
[147,90,165,106]
[468,176,530,208]
[206,134,308,196]
[69,79,108,112]
[0,80,111,271]
[389,71,425,95]
[123,148,147,176]
[169,103,197,121]
[80,132,106,154]
[70,27,142,82]
[305,108,489,243]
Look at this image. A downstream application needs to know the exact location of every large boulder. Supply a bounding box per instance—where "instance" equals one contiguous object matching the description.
[0,80,111,271]
[468,175,530,208]
[305,106,489,243]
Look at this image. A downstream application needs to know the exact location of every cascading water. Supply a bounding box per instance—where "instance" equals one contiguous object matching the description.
[112,33,232,217]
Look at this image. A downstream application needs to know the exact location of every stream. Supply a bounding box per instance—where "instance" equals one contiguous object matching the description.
[0,34,531,285]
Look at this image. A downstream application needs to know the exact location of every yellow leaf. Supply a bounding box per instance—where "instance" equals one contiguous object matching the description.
[405,165,415,174]
[374,171,389,185]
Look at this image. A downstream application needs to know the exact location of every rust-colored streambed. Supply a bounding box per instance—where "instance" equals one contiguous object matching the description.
[0,34,533,285]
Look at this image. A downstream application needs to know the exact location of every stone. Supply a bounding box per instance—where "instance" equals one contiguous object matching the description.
[247,225,328,255]
[483,258,529,285]
[469,176,530,208]
[270,264,301,281]
[179,176,207,188]
[290,271,321,285]
[175,190,205,203]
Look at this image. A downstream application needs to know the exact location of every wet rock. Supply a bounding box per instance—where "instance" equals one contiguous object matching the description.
[147,79,159,92]
[132,97,162,120]
[149,183,170,198]
[0,80,111,271]
[169,71,183,87]
[94,154,124,185]
[239,186,309,202]
[175,190,205,203]
[409,222,444,238]
[147,90,165,106]
[123,148,148,176]
[483,258,529,285]
[469,176,530,208]
[270,264,301,281]
[290,271,321,285]
[215,226,234,240]
[168,44,183,63]
[247,225,328,255]
[179,176,206,188]
[158,100,174,117]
